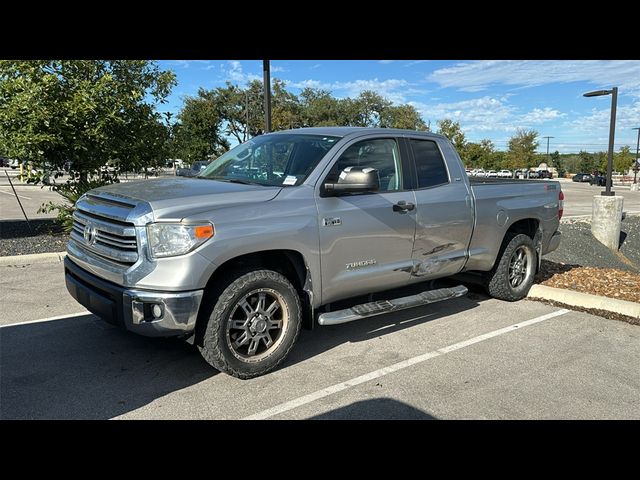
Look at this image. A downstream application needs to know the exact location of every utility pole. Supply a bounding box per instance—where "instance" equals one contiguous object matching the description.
[263,60,272,133]
[633,127,640,184]
[543,136,554,165]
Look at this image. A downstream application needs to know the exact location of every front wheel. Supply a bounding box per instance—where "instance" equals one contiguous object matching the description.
[485,233,537,301]
[197,269,302,379]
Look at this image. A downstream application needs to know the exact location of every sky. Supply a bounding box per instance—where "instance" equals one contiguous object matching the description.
[156,60,640,154]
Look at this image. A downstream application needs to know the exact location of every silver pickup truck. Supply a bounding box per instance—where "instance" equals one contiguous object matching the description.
[64,127,563,378]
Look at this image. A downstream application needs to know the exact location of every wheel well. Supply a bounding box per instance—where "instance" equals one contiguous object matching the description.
[505,218,539,240]
[200,250,314,330]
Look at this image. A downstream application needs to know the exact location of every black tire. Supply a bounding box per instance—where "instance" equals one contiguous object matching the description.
[485,233,537,301]
[197,269,302,379]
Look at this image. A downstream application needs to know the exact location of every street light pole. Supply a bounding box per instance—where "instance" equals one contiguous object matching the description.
[263,60,272,133]
[583,87,618,196]
[543,135,554,165]
[633,127,640,184]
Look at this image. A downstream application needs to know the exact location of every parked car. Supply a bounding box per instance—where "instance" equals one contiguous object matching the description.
[0,156,11,167]
[572,173,592,182]
[177,161,209,177]
[538,170,552,179]
[590,173,606,186]
[486,170,498,178]
[473,169,486,177]
[64,127,563,379]
[497,169,512,178]
[528,170,540,179]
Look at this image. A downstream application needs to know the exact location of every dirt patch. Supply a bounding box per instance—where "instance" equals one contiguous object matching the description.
[535,260,640,304]
[527,297,640,327]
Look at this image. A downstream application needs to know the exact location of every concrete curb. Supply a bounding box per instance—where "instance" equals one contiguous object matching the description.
[528,284,640,319]
[0,251,67,266]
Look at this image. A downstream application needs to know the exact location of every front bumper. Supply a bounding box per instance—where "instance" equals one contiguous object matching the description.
[64,257,203,337]
[543,230,562,255]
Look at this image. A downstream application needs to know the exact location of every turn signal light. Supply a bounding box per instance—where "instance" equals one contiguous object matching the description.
[195,225,214,239]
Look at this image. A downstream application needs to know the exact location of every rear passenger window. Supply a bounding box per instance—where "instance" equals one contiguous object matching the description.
[410,139,449,188]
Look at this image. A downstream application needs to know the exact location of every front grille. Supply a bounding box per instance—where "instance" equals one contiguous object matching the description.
[71,210,139,266]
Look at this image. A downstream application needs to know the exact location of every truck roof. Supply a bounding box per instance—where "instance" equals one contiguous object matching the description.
[273,126,447,141]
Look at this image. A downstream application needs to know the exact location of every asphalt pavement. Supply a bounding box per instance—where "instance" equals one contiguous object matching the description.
[1,260,639,419]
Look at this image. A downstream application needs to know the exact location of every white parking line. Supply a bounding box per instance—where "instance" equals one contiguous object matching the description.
[244,308,570,420]
[0,311,92,328]
[0,188,32,200]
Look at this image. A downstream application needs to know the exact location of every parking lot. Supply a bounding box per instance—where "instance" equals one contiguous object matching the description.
[1,171,640,419]
[1,259,639,420]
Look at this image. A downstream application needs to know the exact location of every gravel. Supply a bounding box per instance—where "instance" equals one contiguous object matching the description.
[544,215,640,273]
[0,219,69,256]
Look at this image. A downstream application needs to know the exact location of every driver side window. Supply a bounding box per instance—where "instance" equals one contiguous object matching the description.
[326,138,402,191]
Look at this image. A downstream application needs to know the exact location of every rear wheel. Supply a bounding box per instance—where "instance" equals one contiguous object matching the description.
[485,233,536,301]
[197,269,302,379]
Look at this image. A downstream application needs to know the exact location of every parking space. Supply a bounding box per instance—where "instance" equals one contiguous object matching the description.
[557,179,640,217]
[1,261,638,420]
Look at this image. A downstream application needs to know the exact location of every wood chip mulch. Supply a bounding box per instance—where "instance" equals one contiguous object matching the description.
[535,260,640,304]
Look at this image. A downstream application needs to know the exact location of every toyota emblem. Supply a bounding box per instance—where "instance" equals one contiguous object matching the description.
[83,223,98,245]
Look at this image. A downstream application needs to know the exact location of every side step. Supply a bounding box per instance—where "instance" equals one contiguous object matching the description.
[317,285,468,326]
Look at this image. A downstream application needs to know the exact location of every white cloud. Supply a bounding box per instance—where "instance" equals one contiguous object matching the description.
[566,100,640,144]
[379,60,395,64]
[520,107,565,124]
[289,78,412,103]
[222,60,261,84]
[428,60,640,97]
[310,64,321,70]
[272,66,286,72]
[404,60,429,67]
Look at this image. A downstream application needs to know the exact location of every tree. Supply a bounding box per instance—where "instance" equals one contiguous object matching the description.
[437,119,467,154]
[0,60,175,174]
[0,60,176,229]
[172,88,229,162]
[578,150,596,173]
[380,104,428,130]
[550,150,564,177]
[506,128,539,170]
[465,139,495,169]
[614,145,633,173]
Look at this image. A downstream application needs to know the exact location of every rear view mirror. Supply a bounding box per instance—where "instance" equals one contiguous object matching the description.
[324,167,379,195]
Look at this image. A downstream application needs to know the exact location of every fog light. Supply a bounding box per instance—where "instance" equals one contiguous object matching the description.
[152,304,163,319]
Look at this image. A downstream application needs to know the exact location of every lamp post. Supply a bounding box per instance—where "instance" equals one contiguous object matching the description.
[583,87,617,196]
[584,87,623,251]
[633,127,639,184]
[263,60,272,133]
[543,136,554,165]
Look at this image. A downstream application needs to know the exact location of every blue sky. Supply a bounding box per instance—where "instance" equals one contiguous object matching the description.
[156,60,640,154]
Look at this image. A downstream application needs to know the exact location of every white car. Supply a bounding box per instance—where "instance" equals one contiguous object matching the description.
[497,169,512,178]
[473,169,486,177]
[486,170,498,177]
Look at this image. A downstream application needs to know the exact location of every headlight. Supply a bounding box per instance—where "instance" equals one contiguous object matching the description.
[147,222,214,258]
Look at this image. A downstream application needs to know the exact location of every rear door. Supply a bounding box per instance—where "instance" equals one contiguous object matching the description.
[315,136,417,304]
[407,137,474,278]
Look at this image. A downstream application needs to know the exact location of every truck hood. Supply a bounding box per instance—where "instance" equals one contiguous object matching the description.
[92,177,282,220]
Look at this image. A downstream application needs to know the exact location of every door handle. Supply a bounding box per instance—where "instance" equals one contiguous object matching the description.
[393,201,415,212]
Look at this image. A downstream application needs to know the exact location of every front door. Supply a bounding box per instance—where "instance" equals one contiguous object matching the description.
[316,137,417,305]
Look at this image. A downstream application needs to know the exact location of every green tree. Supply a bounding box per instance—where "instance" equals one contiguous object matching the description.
[465,139,495,169]
[507,128,539,170]
[437,119,467,155]
[614,145,633,173]
[550,150,564,177]
[0,60,176,228]
[578,150,596,173]
[172,88,229,162]
[380,104,427,130]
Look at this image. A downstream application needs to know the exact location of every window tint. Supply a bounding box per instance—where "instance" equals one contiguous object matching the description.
[410,139,448,188]
[326,138,402,191]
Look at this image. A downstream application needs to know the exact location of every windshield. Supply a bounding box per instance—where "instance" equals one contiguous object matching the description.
[198,134,340,186]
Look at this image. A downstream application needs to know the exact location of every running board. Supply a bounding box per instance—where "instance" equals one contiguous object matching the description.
[317,285,468,326]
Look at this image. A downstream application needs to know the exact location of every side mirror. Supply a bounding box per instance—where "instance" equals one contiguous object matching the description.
[324,167,380,195]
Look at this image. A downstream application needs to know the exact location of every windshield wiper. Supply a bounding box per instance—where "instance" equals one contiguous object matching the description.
[204,176,263,186]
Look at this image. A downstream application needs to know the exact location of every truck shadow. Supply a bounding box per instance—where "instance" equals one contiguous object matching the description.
[0,284,485,420]
[308,398,437,420]
[0,314,214,420]
[285,283,484,369]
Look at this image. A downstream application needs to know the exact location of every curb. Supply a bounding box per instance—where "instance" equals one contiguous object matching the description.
[0,251,67,266]
[528,284,640,319]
